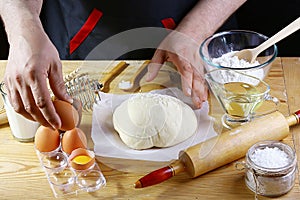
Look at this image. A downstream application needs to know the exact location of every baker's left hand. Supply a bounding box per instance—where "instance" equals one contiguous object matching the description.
[146,30,208,109]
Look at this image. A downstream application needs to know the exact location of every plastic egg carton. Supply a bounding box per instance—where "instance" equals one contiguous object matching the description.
[35,149,106,198]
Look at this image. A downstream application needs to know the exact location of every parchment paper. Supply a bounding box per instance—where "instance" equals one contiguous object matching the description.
[91,88,218,162]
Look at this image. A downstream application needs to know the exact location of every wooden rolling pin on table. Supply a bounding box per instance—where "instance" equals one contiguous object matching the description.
[135,110,300,188]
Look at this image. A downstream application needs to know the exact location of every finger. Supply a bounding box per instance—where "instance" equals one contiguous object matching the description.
[146,49,166,81]
[20,85,52,127]
[49,60,73,104]
[170,55,193,96]
[10,88,36,121]
[4,75,35,121]
[31,81,61,129]
[191,70,208,109]
[26,66,61,129]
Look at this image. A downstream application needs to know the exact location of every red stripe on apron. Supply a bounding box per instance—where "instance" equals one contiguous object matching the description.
[161,18,176,29]
[69,8,103,54]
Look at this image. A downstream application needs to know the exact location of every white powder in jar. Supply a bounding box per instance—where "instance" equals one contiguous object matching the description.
[250,146,289,168]
[212,51,260,68]
[245,142,296,197]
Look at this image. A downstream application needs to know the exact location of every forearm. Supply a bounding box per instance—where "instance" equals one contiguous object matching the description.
[0,0,43,44]
[176,0,246,43]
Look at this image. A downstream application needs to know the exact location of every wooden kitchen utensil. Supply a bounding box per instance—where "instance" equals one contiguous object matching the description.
[100,61,129,93]
[120,60,150,92]
[235,17,300,63]
[134,110,300,188]
[0,108,8,125]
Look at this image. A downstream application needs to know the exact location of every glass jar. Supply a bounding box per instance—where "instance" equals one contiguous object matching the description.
[245,140,297,197]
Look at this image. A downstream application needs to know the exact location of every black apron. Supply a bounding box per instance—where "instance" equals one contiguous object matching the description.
[41,0,237,60]
[41,0,196,60]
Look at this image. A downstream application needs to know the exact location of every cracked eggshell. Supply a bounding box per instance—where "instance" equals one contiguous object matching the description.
[68,148,95,170]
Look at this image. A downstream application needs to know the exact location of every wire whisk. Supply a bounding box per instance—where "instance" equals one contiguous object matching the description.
[65,74,102,111]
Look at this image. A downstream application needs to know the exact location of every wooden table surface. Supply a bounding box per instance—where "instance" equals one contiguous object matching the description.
[0,58,300,199]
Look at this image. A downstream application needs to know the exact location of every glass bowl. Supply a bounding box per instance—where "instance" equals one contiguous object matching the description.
[199,30,278,80]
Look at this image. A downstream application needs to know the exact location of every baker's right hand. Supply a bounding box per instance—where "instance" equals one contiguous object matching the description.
[4,25,73,129]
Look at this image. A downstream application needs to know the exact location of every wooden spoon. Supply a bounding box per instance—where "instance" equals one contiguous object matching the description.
[235,17,300,63]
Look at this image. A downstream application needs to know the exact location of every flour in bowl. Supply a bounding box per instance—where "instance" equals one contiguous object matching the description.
[212,51,260,68]
[210,51,265,81]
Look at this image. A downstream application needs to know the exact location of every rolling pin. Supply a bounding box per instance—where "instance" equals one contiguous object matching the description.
[134,110,300,188]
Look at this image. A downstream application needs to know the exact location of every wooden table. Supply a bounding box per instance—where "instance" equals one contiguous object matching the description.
[0,58,300,199]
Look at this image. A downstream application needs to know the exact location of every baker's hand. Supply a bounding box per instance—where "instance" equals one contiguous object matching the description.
[146,30,208,108]
[4,26,72,129]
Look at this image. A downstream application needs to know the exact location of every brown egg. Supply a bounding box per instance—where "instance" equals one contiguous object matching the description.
[72,98,82,127]
[68,148,95,170]
[53,99,79,131]
[61,127,87,155]
[34,125,60,153]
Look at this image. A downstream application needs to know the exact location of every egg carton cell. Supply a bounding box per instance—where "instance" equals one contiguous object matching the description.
[35,147,106,198]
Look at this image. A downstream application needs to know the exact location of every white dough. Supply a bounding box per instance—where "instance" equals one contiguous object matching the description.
[112,93,198,149]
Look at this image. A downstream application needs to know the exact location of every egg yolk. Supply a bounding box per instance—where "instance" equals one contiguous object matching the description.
[72,155,92,165]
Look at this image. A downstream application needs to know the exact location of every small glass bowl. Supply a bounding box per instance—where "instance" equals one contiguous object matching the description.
[199,30,278,80]
[76,169,106,192]
[41,152,68,173]
[48,168,76,194]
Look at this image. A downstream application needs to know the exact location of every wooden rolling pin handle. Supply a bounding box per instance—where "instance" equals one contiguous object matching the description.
[134,160,185,188]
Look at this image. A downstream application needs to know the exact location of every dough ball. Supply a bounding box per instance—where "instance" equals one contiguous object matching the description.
[112,93,198,149]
